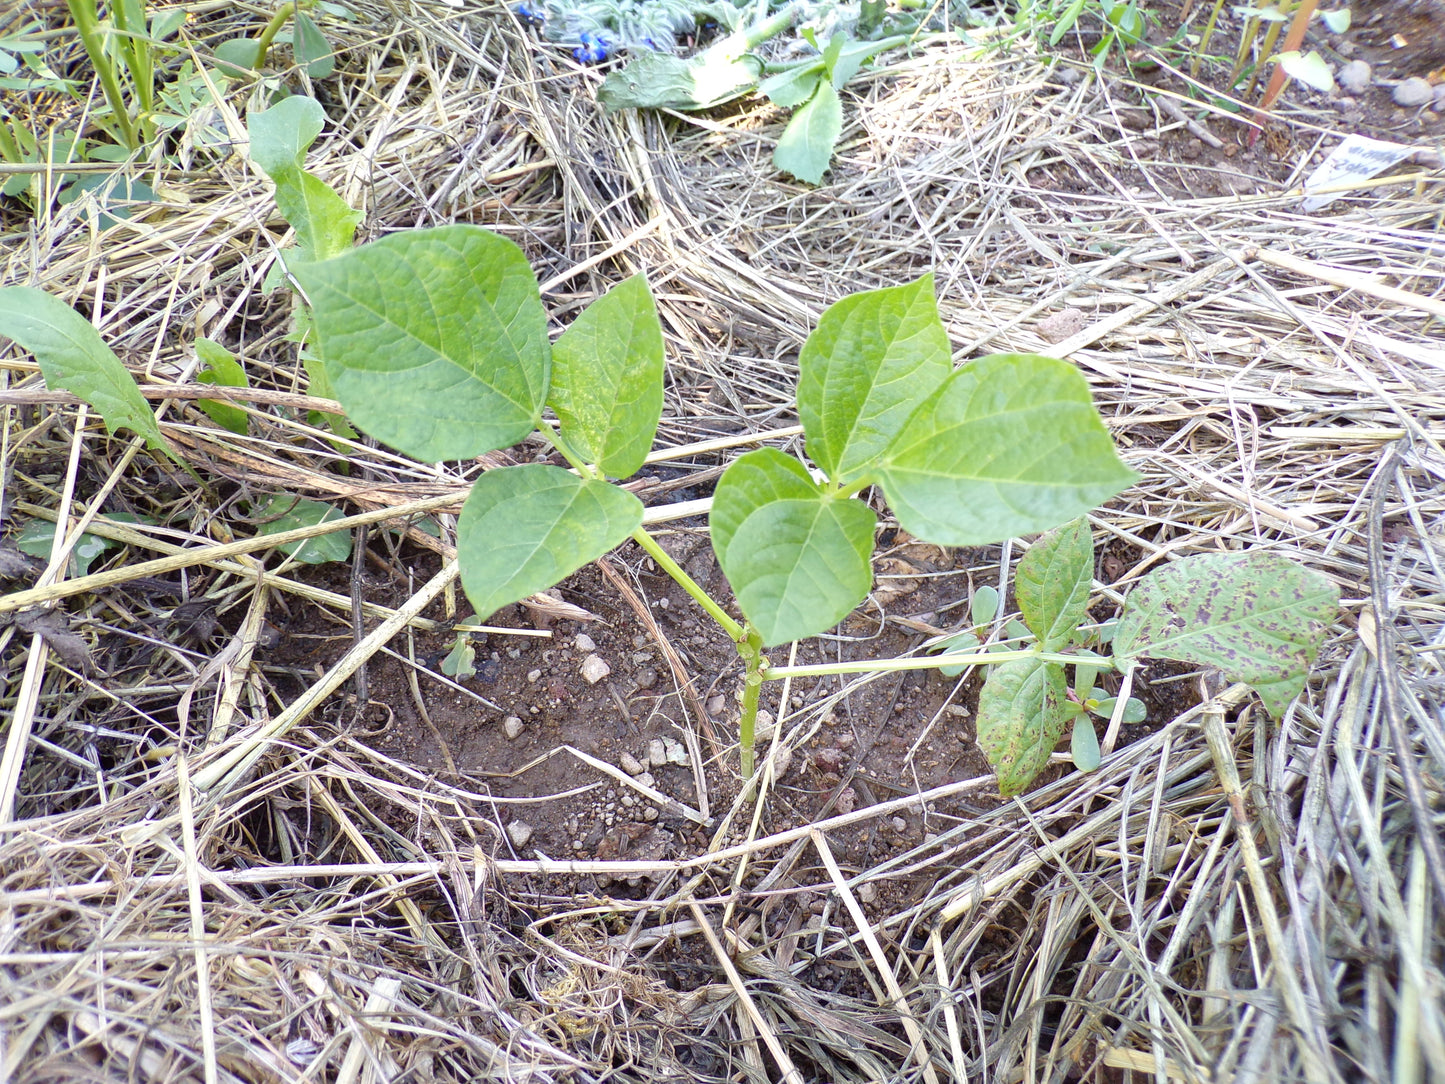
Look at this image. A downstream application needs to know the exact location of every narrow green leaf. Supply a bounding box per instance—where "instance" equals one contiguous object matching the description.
[292,225,549,462]
[1113,551,1339,716]
[456,464,643,619]
[195,337,249,435]
[710,448,876,646]
[759,63,822,107]
[773,79,842,186]
[548,274,664,479]
[976,657,1069,797]
[247,96,359,261]
[1016,518,1093,651]
[248,95,323,174]
[1071,713,1101,771]
[255,496,351,564]
[797,275,952,483]
[0,287,171,456]
[292,11,334,78]
[877,353,1136,546]
[1073,659,1102,700]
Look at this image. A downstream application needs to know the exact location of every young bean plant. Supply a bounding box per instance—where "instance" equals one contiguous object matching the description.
[0,96,1340,797]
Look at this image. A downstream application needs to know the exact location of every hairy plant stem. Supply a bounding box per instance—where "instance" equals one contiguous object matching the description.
[763,648,1094,680]
[65,0,139,150]
[737,626,766,779]
[629,528,745,642]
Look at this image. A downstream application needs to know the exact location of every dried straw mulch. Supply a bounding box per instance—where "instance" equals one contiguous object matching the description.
[2,2,1444,1081]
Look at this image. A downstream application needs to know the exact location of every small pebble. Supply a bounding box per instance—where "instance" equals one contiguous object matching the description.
[635,772,656,788]
[647,739,667,767]
[1393,77,1433,107]
[706,694,726,717]
[1037,308,1087,343]
[619,751,645,776]
[835,786,857,814]
[526,669,542,683]
[655,597,669,610]
[502,716,525,740]
[856,882,877,904]
[635,666,657,689]
[574,633,596,652]
[1336,59,1371,95]
[891,816,908,834]
[506,820,533,848]
[642,806,659,822]
[754,710,776,741]
[580,654,611,684]
[662,736,689,766]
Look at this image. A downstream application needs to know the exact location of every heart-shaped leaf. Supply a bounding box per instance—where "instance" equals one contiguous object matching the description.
[247,97,360,263]
[878,353,1136,546]
[1112,551,1339,716]
[773,79,842,186]
[0,287,171,456]
[548,274,664,479]
[1016,518,1094,651]
[976,656,1069,797]
[293,225,550,461]
[798,275,952,483]
[457,464,643,620]
[710,448,875,646]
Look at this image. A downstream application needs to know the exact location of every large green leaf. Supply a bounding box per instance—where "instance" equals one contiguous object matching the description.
[548,274,664,479]
[976,656,1069,797]
[797,275,952,484]
[710,448,875,646]
[877,354,1136,546]
[1113,551,1339,717]
[292,226,550,462]
[774,79,842,186]
[247,96,359,262]
[0,287,171,456]
[1016,518,1094,651]
[457,465,643,619]
[598,49,761,111]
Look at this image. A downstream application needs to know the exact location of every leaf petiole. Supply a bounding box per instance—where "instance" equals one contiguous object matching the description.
[764,648,1099,680]
[630,528,746,643]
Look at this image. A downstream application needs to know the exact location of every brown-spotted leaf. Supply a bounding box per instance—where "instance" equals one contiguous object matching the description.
[976,657,1069,797]
[1113,552,1338,716]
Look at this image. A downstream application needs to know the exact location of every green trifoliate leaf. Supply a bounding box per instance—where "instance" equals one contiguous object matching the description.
[710,448,876,646]
[1016,518,1094,651]
[0,287,172,457]
[773,79,842,186]
[293,226,550,462]
[195,338,249,435]
[798,275,952,483]
[1112,551,1339,716]
[457,465,642,619]
[877,353,1136,546]
[976,657,1069,797]
[255,496,351,564]
[548,274,664,479]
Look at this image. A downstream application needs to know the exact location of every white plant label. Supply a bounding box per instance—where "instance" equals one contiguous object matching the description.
[1301,135,1414,212]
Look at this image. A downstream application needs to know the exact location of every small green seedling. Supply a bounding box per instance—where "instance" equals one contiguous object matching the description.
[0,98,1340,797]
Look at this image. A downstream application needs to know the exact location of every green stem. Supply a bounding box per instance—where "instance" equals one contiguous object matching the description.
[630,528,746,643]
[251,2,297,68]
[763,648,1101,680]
[737,626,765,778]
[65,0,139,150]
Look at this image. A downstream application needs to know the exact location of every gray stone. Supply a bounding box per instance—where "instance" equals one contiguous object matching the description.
[647,738,667,767]
[526,668,542,683]
[635,772,656,789]
[662,736,689,766]
[1393,77,1433,107]
[619,751,645,776]
[1336,59,1371,95]
[506,820,533,848]
[573,633,596,652]
[579,654,611,684]
[502,716,524,740]
[856,882,877,904]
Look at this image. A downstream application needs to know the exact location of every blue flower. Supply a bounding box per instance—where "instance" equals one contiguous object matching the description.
[573,30,611,62]
[515,2,545,25]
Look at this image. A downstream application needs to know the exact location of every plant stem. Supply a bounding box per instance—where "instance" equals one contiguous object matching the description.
[737,626,765,778]
[252,2,297,69]
[65,0,139,150]
[630,528,746,643]
[762,648,1096,680]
